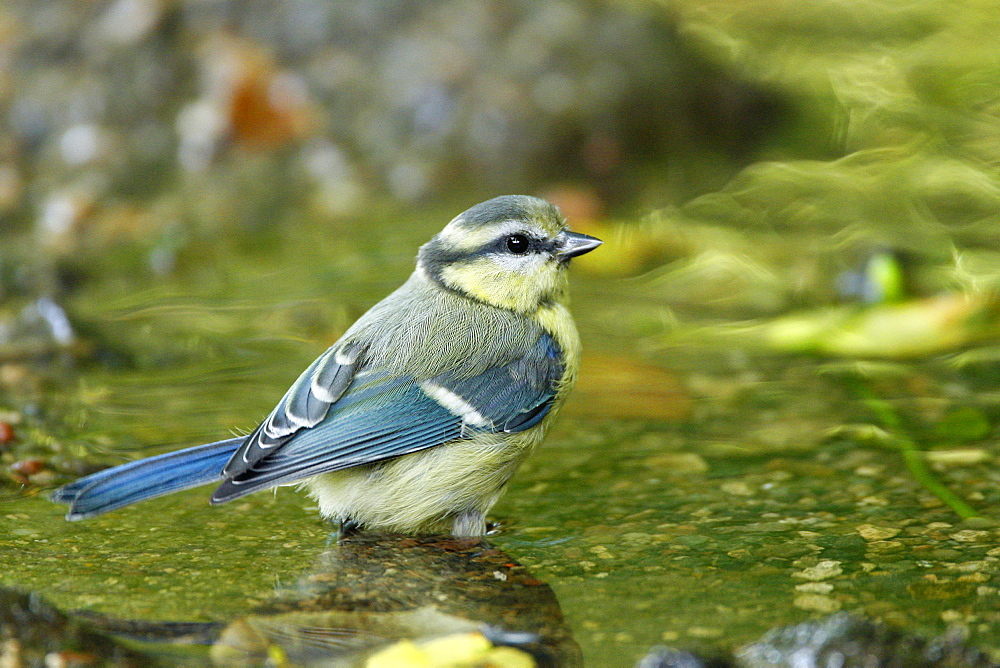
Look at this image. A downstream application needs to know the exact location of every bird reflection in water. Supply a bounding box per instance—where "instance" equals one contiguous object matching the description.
[212,532,581,667]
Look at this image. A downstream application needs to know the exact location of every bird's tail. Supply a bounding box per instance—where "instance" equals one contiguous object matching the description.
[51,437,244,520]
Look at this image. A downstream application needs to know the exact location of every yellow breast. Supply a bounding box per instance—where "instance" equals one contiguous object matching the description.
[535,302,581,396]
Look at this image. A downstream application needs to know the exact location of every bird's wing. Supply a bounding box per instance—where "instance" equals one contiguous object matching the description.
[211,332,563,503]
[221,340,364,479]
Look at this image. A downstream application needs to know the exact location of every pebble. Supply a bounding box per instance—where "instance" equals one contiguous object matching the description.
[793,593,841,613]
[792,560,843,581]
[856,523,901,541]
[949,530,990,543]
[794,582,833,594]
[865,540,905,554]
[720,480,754,496]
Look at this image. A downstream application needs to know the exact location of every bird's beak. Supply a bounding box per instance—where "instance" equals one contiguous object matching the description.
[556,231,603,260]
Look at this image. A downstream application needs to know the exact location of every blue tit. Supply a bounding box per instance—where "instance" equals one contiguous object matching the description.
[52,195,601,536]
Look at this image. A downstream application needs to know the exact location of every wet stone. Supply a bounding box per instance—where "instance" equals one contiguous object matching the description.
[792,560,843,581]
[670,534,711,548]
[856,523,901,541]
[864,540,906,554]
[754,542,818,561]
[739,521,796,533]
[793,593,842,613]
[950,529,991,543]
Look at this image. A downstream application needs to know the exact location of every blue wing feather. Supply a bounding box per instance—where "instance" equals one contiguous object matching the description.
[212,380,460,501]
[223,342,362,477]
[210,332,563,503]
[428,331,563,432]
[53,437,243,520]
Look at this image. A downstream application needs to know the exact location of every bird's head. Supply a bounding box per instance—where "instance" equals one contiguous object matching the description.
[417,195,602,314]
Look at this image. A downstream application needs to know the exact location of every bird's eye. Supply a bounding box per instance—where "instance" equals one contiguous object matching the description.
[505,234,530,254]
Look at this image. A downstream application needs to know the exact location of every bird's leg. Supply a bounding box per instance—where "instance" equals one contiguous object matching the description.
[324,517,362,546]
[338,517,363,537]
[451,509,486,537]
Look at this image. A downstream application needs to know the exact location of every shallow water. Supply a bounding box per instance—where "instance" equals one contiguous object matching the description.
[2,202,999,666]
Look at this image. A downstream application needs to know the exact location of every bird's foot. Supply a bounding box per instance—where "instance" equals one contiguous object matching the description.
[324,517,363,545]
[338,517,363,537]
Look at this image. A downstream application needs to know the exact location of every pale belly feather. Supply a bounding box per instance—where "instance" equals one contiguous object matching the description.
[303,428,545,534]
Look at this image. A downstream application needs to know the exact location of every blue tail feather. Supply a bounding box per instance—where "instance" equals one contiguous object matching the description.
[52,437,244,520]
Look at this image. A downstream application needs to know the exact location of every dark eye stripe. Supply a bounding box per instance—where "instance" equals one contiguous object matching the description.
[418,231,559,285]
[487,233,555,257]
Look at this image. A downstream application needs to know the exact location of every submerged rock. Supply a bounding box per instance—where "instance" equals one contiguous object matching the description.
[737,613,996,668]
[637,613,998,668]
